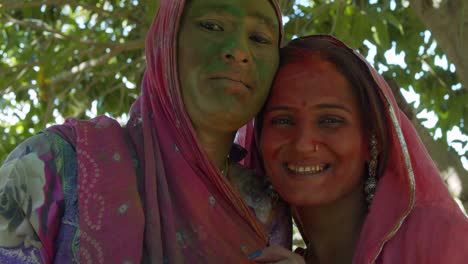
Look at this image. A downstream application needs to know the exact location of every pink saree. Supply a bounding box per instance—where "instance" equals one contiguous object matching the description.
[48,0,286,263]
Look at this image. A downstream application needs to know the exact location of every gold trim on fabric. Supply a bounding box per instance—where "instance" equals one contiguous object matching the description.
[370,102,416,264]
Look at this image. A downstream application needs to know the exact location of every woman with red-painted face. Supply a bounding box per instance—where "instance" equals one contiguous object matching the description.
[251,35,468,264]
[0,0,292,263]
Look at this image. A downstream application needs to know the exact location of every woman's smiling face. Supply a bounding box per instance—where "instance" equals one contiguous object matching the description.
[260,54,369,206]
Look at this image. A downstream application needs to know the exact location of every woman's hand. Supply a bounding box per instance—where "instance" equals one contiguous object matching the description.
[249,244,306,264]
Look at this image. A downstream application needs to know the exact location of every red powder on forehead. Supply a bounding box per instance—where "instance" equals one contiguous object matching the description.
[277,51,334,83]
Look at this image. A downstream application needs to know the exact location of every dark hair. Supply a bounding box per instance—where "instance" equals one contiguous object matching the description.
[256,36,389,178]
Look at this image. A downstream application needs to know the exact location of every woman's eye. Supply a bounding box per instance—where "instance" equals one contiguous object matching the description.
[319,117,344,127]
[270,117,294,126]
[250,33,272,44]
[200,21,223,31]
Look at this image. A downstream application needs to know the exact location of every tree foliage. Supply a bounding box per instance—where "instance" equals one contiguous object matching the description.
[0,0,156,157]
[1,0,466,194]
[280,0,466,139]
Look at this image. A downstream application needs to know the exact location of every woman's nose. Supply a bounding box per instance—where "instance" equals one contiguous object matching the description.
[221,35,251,65]
[223,52,249,64]
[293,126,321,154]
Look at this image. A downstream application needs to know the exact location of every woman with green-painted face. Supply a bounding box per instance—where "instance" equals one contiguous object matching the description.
[0,0,292,263]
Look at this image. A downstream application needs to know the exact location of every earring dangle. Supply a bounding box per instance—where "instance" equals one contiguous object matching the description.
[364,133,379,208]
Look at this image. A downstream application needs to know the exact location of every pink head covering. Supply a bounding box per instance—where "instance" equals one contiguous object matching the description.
[117,0,285,262]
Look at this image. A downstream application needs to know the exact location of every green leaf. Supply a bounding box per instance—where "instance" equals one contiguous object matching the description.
[384,12,404,35]
[373,19,391,51]
[351,10,371,48]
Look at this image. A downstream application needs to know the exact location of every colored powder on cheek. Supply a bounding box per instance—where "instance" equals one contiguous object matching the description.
[271,150,282,162]
[261,134,283,161]
[257,60,277,89]
[225,88,249,104]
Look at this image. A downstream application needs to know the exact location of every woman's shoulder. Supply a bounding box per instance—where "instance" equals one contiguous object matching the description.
[2,131,77,184]
[4,131,75,164]
[409,201,468,229]
[389,202,468,245]
[373,202,468,262]
[395,203,468,263]
[0,131,74,262]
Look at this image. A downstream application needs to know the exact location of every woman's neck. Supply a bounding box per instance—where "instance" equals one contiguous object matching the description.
[195,128,236,171]
[295,185,367,264]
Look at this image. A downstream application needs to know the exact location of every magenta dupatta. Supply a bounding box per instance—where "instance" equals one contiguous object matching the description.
[49,0,284,263]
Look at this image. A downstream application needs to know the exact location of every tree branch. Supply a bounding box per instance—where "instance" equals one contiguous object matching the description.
[330,0,344,35]
[0,0,142,25]
[409,0,467,91]
[385,76,468,211]
[2,14,138,48]
[50,40,145,84]
[419,55,449,89]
